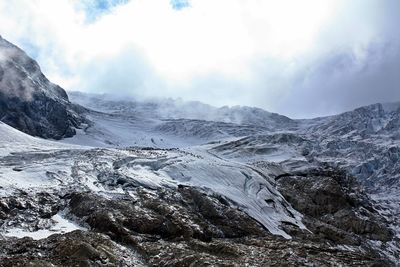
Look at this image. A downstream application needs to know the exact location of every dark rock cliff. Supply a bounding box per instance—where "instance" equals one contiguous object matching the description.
[0,36,82,139]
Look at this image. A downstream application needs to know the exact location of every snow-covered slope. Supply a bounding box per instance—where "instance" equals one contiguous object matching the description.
[67,93,400,190]
[0,121,81,156]
[0,120,306,239]
[302,102,400,138]
[298,102,400,191]
[65,91,295,149]
[195,102,400,192]
[62,105,271,149]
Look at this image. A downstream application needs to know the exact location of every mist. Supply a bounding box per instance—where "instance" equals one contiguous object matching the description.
[0,38,36,101]
[0,0,399,118]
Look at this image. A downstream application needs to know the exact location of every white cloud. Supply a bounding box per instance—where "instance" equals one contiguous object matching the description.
[0,0,399,117]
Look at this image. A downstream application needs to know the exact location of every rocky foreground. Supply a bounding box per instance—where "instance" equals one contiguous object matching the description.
[0,147,397,266]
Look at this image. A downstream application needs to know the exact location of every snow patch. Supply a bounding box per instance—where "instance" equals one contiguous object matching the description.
[3,213,86,240]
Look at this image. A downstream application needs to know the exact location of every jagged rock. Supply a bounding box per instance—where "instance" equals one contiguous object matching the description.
[0,231,145,267]
[0,192,60,233]
[276,168,393,245]
[64,186,393,266]
[67,186,266,243]
[0,36,83,139]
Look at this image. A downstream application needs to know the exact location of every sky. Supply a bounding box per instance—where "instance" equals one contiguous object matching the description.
[0,0,399,118]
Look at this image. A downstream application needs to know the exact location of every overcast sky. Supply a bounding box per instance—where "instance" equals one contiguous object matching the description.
[0,0,399,118]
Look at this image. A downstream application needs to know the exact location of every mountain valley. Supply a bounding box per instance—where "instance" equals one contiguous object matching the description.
[0,36,399,266]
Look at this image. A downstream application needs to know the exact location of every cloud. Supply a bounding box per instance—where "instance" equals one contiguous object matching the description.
[0,38,41,101]
[77,46,165,99]
[0,0,399,118]
[277,41,400,118]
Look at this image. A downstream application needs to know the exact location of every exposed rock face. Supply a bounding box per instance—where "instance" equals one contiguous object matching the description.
[294,102,400,192]
[207,103,400,193]
[67,186,394,266]
[67,186,267,243]
[275,167,397,260]
[0,185,393,266]
[0,36,82,139]
[0,192,60,233]
[0,231,146,267]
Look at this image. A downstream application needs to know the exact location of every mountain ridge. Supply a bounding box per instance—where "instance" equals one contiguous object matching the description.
[0,36,83,139]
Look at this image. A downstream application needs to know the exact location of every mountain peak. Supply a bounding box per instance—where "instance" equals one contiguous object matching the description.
[0,36,82,139]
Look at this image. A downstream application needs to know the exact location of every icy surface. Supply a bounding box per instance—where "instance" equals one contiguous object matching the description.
[4,213,86,240]
[0,122,304,239]
[0,121,83,156]
[61,113,202,148]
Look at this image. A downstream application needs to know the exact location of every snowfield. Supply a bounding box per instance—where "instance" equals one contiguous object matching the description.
[0,121,305,239]
[4,213,85,240]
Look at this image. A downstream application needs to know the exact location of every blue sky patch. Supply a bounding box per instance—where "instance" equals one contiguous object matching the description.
[170,0,190,10]
[82,0,130,22]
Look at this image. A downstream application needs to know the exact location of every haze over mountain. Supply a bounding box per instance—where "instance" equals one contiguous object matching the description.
[0,0,399,118]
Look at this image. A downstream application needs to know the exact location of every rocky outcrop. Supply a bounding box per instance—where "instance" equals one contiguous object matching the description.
[275,167,394,248]
[0,184,393,266]
[0,36,83,139]
[0,231,146,267]
[301,102,400,191]
[0,160,393,266]
[67,186,267,243]
[0,192,60,232]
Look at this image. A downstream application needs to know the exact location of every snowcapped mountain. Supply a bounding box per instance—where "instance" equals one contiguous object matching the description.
[69,91,296,130]
[303,102,400,137]
[0,36,399,265]
[0,36,83,139]
[68,91,400,191]
[301,103,400,191]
